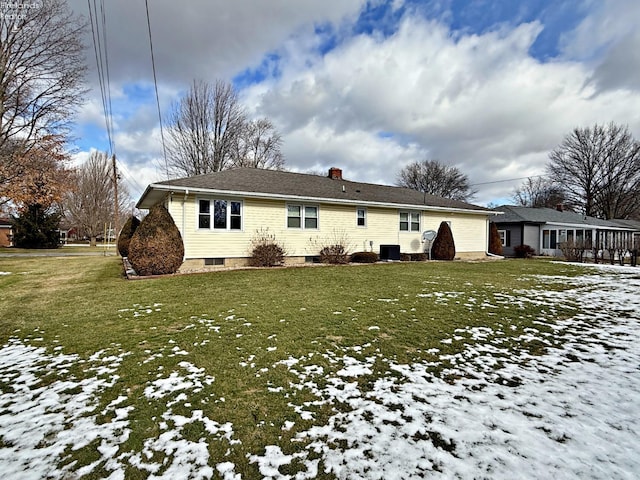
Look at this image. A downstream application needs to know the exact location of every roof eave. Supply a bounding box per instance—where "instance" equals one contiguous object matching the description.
[138,184,494,215]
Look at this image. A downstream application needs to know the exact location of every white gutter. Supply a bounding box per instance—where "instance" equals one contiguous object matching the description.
[544,221,635,231]
[141,184,497,216]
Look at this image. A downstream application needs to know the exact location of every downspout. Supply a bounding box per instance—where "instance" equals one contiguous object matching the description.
[485,217,504,258]
[183,190,189,260]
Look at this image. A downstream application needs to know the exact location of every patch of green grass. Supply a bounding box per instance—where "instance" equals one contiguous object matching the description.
[0,256,591,478]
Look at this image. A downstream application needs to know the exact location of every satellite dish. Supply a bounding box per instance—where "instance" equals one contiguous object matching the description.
[422,230,437,260]
[422,230,437,242]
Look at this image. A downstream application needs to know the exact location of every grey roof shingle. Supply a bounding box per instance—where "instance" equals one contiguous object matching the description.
[143,168,489,212]
[493,205,638,230]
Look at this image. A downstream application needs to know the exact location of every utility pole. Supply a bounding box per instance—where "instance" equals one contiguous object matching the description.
[112,154,119,244]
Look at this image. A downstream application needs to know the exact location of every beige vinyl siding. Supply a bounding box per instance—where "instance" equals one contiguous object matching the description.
[167,194,488,259]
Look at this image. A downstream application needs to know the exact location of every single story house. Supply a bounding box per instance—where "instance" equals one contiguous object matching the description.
[0,216,12,247]
[492,205,639,257]
[136,167,496,270]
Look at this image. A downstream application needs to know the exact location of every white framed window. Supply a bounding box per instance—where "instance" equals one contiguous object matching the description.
[498,229,510,247]
[356,208,367,227]
[542,229,557,249]
[198,199,242,231]
[399,211,420,232]
[287,204,319,229]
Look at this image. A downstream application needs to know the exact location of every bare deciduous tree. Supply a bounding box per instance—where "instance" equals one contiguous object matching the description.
[548,123,640,219]
[397,159,477,201]
[0,0,86,154]
[166,79,246,176]
[231,118,284,170]
[512,176,568,209]
[63,151,129,246]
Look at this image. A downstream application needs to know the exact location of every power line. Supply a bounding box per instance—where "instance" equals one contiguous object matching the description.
[144,0,169,179]
[99,0,115,156]
[471,174,545,187]
[87,0,115,156]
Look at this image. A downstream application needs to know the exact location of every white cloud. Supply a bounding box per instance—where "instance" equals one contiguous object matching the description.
[68,0,640,206]
[245,10,640,204]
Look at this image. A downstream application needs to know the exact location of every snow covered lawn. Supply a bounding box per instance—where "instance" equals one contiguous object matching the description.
[0,262,639,479]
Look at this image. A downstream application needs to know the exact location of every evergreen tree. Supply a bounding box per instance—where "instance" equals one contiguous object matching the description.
[128,204,184,275]
[431,221,456,260]
[117,215,141,257]
[488,222,503,256]
[12,204,62,249]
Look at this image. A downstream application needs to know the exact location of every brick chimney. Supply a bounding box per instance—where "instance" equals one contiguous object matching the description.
[328,167,343,180]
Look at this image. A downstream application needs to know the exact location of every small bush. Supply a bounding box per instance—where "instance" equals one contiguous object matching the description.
[117,215,141,257]
[559,241,587,263]
[319,244,350,264]
[350,251,379,263]
[488,222,503,256]
[310,229,353,264]
[249,228,286,267]
[128,204,184,275]
[513,244,535,259]
[431,222,456,260]
[409,252,428,261]
[400,253,412,262]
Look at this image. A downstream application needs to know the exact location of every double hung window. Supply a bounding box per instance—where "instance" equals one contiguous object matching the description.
[399,211,420,232]
[287,205,318,229]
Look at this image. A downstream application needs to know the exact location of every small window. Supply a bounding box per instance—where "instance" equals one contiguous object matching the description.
[287,205,301,228]
[214,200,227,229]
[498,230,511,247]
[399,212,409,231]
[287,204,318,229]
[304,206,318,229]
[543,229,557,249]
[399,211,420,232]
[230,201,242,230]
[357,208,366,227]
[199,200,211,229]
[411,212,420,232]
[204,258,224,266]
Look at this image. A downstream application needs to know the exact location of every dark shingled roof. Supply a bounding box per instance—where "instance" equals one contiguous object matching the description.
[493,205,637,229]
[141,168,490,212]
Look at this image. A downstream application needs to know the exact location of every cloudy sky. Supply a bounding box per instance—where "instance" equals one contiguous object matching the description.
[66,0,640,206]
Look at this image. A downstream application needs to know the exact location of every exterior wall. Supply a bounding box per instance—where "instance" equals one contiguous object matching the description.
[523,225,540,253]
[0,225,12,247]
[167,193,489,266]
[498,224,522,257]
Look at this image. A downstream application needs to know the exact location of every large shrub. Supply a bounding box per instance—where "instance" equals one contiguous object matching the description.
[249,228,286,267]
[12,204,61,249]
[117,215,141,257]
[128,204,184,276]
[488,222,503,256]
[431,221,456,260]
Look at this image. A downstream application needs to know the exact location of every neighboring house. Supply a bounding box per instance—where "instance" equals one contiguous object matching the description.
[136,167,496,270]
[492,205,639,257]
[0,216,13,247]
